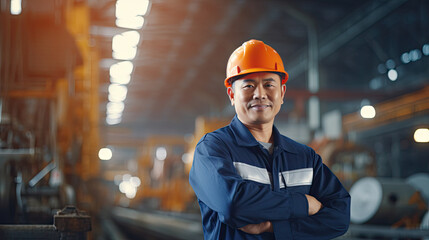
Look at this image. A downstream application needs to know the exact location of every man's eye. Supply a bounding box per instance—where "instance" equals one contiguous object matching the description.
[243,85,253,88]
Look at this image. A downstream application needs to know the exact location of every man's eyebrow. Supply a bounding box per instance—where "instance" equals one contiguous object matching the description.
[262,78,276,82]
[240,78,276,83]
[241,79,256,83]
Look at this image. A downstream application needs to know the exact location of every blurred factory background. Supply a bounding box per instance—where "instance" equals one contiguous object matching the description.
[0,0,429,239]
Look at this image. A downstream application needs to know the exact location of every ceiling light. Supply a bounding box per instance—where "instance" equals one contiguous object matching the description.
[114,175,122,185]
[385,59,395,69]
[10,0,22,15]
[108,84,128,102]
[360,105,376,119]
[109,61,134,79]
[107,113,122,120]
[112,31,140,51]
[369,77,382,90]
[108,94,126,103]
[113,48,137,60]
[423,44,429,56]
[125,190,136,199]
[116,16,145,30]
[130,176,141,187]
[182,153,192,164]
[99,147,113,160]
[107,102,125,114]
[119,180,135,193]
[377,64,386,74]
[122,173,132,181]
[387,69,398,81]
[409,49,422,61]
[414,128,429,143]
[116,0,150,19]
[155,147,167,161]
[401,52,410,64]
[106,116,122,125]
[110,75,131,85]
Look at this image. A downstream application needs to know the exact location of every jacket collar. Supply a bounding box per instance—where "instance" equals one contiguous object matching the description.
[229,115,297,154]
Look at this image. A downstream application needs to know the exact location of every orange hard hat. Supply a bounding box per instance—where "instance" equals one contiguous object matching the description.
[224,39,289,88]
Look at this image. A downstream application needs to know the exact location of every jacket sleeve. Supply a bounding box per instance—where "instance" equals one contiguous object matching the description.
[287,151,351,239]
[189,134,309,228]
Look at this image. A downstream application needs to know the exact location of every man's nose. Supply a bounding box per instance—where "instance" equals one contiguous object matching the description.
[253,85,267,99]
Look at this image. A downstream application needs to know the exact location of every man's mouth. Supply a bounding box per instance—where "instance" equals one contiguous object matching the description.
[249,104,271,110]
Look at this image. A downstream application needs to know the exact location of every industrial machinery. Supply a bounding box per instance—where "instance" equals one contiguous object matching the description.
[350,177,426,225]
[342,87,429,239]
[0,0,100,231]
[113,135,195,212]
[309,139,376,190]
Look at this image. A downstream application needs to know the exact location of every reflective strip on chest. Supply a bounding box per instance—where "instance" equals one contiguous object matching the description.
[280,168,313,187]
[233,162,271,185]
[233,162,313,188]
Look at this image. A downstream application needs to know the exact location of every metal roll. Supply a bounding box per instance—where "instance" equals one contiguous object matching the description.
[350,177,419,225]
[422,212,429,229]
[406,173,429,203]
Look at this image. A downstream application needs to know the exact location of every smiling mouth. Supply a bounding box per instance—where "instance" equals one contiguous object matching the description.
[249,104,271,110]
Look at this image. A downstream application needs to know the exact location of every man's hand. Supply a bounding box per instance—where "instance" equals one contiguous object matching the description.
[305,194,323,215]
[239,221,273,234]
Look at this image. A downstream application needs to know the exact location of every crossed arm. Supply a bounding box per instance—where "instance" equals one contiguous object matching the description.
[239,194,323,234]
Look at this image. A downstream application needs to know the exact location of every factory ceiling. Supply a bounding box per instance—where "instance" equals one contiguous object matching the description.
[2,0,429,145]
[91,0,429,144]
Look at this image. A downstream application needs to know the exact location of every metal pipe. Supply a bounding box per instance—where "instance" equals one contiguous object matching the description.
[348,224,429,238]
[282,5,320,129]
[28,162,56,187]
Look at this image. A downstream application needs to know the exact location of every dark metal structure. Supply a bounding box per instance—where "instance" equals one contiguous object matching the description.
[0,206,91,240]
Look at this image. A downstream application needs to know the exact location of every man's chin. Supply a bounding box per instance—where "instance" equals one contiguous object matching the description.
[248,117,273,125]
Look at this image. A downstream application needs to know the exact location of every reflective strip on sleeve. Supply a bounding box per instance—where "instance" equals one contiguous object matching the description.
[233,162,271,185]
[280,168,313,187]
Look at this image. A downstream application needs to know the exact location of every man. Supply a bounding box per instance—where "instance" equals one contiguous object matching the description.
[189,39,350,239]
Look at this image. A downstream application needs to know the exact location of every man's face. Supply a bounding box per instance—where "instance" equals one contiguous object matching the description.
[227,72,286,127]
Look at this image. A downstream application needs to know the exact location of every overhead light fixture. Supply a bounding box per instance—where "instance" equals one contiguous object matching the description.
[387,69,398,81]
[112,31,140,51]
[99,147,113,160]
[369,77,382,90]
[116,0,150,19]
[116,16,145,30]
[155,147,167,161]
[107,102,125,115]
[106,116,122,125]
[109,61,134,79]
[409,49,422,62]
[130,176,141,187]
[10,0,22,15]
[108,84,128,102]
[110,75,131,85]
[377,64,387,74]
[401,52,410,64]
[107,113,122,121]
[423,44,429,56]
[385,59,395,69]
[113,48,137,61]
[360,105,376,119]
[112,31,139,60]
[414,128,429,143]
[182,153,192,164]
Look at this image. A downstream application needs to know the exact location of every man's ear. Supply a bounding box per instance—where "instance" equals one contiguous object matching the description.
[227,87,235,106]
[281,84,286,104]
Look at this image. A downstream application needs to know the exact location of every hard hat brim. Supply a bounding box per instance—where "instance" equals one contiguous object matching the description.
[224,68,289,88]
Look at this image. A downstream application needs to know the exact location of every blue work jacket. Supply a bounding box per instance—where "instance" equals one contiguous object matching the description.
[189,116,350,240]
